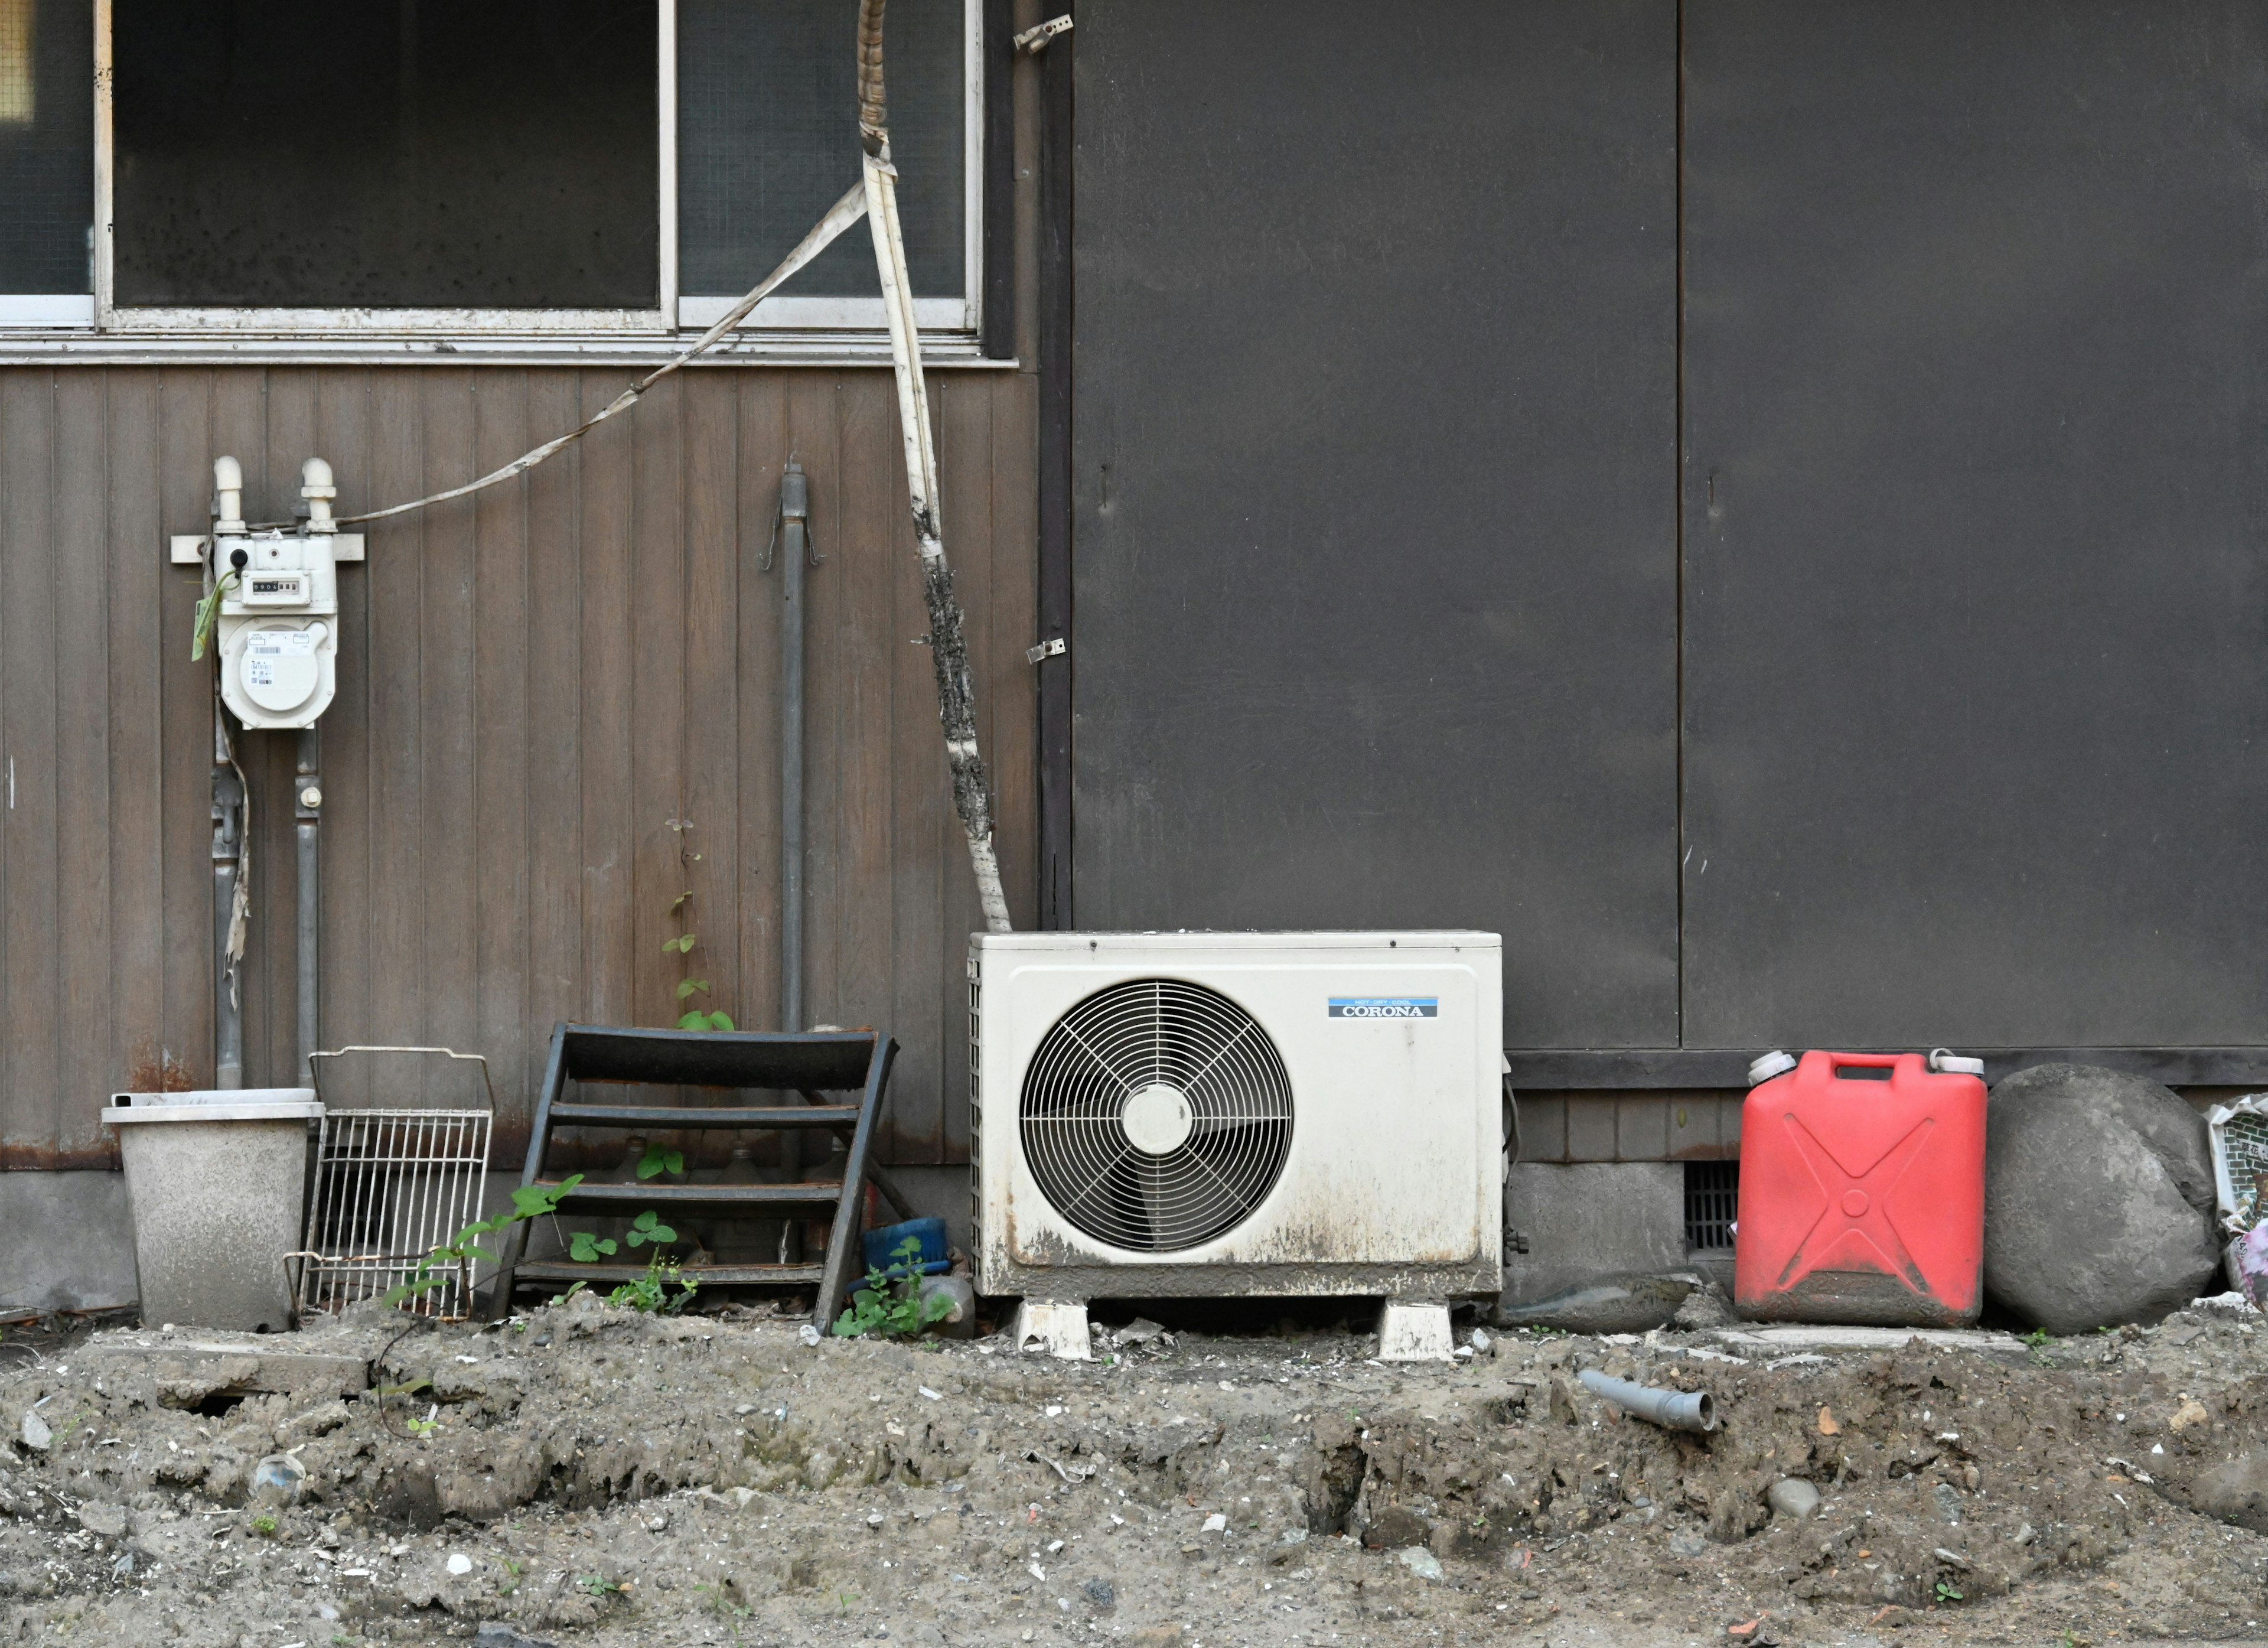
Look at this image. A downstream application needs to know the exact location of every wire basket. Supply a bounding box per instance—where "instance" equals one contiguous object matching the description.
[293,1047,496,1321]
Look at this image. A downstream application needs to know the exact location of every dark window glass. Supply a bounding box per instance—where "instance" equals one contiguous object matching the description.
[0,0,93,295]
[112,0,656,308]
[678,0,963,299]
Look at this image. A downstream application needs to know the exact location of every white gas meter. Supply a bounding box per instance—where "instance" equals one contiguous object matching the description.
[185,457,364,731]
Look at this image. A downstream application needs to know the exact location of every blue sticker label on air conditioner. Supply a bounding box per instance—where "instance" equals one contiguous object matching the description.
[1328,997,1438,1019]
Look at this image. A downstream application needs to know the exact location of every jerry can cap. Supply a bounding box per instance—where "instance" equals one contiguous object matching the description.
[1928,1048,1986,1076]
[1747,1049,1798,1086]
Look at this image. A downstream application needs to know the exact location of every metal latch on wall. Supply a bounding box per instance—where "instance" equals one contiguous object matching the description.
[1026,637,1067,665]
[1014,15,1073,54]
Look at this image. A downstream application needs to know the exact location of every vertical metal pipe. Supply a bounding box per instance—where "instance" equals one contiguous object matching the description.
[295,727,322,1082]
[778,463,810,1263]
[295,734,322,1083]
[1035,16,1076,928]
[780,461,809,1040]
[211,709,245,1090]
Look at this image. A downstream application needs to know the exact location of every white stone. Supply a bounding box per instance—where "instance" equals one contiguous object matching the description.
[445,1553,473,1576]
[1766,1478,1821,1521]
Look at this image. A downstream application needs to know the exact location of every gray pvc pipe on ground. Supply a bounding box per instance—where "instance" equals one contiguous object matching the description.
[1578,1368,1718,1432]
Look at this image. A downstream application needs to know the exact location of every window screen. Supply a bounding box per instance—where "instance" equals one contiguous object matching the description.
[112,0,657,309]
[678,0,964,301]
[0,0,92,295]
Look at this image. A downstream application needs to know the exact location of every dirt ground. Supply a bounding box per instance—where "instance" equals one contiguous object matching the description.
[5,1292,2268,1648]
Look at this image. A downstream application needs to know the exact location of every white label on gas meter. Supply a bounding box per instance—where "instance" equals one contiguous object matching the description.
[247,631,318,657]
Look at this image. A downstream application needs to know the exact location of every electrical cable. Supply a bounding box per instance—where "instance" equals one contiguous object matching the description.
[243,181,872,533]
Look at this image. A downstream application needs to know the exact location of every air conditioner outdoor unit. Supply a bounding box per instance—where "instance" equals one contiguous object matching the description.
[969,931,1504,1303]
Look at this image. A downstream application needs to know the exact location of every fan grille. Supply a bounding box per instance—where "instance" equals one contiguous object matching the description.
[1019,978,1293,1252]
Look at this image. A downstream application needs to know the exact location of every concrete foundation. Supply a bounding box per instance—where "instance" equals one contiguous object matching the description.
[2,1162,985,1321]
[1501,1161,1687,1304]
[12,1158,1700,1321]
[0,1169,139,1315]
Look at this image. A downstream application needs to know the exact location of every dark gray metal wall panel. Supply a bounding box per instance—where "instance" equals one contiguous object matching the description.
[1682,1,2268,1048]
[1071,0,1679,1047]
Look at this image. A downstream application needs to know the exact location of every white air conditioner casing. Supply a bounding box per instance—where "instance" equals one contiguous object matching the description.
[970,931,1503,1300]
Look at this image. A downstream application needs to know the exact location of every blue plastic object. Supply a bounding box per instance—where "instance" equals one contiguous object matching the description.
[863,1216,950,1278]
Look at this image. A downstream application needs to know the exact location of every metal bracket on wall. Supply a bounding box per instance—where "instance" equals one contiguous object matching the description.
[1027,637,1067,665]
[1014,15,1073,54]
[172,533,363,564]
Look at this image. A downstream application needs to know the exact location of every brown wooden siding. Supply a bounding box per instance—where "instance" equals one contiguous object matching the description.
[0,364,1037,1168]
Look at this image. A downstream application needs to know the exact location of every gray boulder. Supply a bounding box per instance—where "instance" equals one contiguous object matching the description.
[1983,1063,2218,1333]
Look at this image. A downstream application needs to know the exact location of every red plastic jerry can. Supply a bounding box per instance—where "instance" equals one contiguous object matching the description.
[1734,1050,1987,1327]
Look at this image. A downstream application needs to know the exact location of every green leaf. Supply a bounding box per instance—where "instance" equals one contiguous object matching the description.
[671,890,693,911]
[510,1177,577,1220]
[458,1243,498,1264]
[676,978,711,1001]
[677,1009,709,1030]
[569,1232,618,1263]
[662,933,697,955]
[705,1011,735,1031]
[636,1149,685,1181]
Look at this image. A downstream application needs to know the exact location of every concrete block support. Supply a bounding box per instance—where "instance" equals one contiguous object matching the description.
[1501,1161,1686,1304]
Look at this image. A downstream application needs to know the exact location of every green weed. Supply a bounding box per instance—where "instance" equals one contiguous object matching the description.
[384,1177,582,1309]
[832,1237,953,1339]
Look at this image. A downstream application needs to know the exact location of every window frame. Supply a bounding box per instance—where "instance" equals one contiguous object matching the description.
[8,0,987,343]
